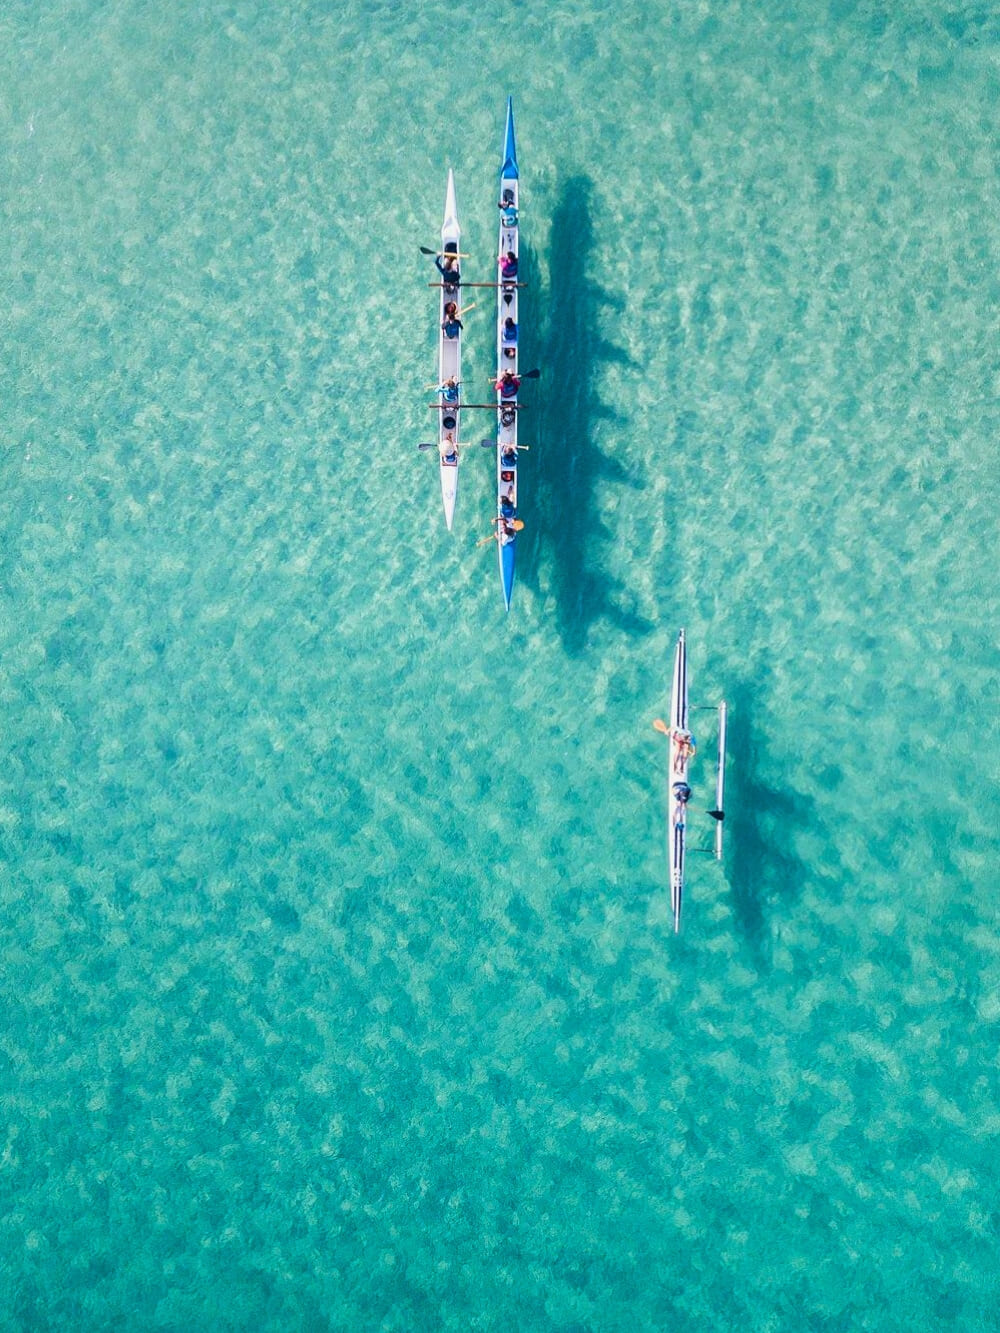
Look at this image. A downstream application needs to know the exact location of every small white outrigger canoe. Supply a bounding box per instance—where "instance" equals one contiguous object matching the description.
[668,629,692,931]
[663,629,727,932]
[437,169,461,530]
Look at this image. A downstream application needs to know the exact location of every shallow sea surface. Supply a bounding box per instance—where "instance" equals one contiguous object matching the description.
[2,1,999,1329]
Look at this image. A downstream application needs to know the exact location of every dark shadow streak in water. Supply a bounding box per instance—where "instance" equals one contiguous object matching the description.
[518,175,651,653]
[723,680,817,967]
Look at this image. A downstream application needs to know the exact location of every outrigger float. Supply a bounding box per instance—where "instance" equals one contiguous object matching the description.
[655,629,727,933]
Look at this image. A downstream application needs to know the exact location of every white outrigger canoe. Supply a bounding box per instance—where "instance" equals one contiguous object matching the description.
[437,169,462,530]
[495,98,520,609]
[668,630,692,931]
[664,629,727,933]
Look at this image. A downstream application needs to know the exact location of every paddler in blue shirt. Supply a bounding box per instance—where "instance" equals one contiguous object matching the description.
[442,301,463,340]
[435,252,461,288]
[498,189,518,227]
[433,376,460,404]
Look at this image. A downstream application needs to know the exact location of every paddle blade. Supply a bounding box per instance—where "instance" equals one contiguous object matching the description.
[653,718,669,735]
[480,438,494,448]
[708,809,725,822]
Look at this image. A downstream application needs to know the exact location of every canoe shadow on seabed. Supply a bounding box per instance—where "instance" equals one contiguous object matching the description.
[723,679,825,966]
[517,175,650,655]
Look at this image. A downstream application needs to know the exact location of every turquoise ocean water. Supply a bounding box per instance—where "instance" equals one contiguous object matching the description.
[2,1,1000,1328]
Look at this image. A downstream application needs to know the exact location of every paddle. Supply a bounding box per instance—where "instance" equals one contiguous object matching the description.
[419,246,470,258]
[653,719,670,736]
[488,368,540,382]
[428,281,527,289]
[418,437,520,451]
[423,381,461,391]
[476,519,525,547]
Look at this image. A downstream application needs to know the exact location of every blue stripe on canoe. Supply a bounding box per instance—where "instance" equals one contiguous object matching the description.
[501,96,518,180]
[500,539,516,611]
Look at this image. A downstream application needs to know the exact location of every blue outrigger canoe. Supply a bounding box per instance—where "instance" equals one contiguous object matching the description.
[494,97,520,610]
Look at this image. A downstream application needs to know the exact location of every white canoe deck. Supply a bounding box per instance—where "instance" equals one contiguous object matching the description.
[438,169,461,530]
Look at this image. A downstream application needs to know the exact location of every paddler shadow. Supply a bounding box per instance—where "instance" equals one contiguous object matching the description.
[723,680,817,965]
[518,174,649,653]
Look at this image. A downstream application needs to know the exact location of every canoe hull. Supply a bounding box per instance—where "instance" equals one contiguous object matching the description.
[438,169,461,530]
[668,629,689,932]
[495,98,520,607]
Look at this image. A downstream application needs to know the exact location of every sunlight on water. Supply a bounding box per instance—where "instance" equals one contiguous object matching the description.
[1,0,999,1327]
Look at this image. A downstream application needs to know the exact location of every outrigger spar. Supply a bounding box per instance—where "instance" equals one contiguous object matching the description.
[657,629,727,933]
[494,97,521,610]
